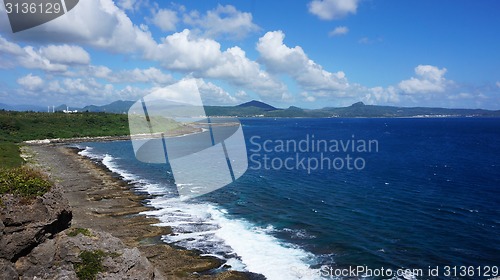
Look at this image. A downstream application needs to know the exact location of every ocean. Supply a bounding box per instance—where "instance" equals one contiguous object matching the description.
[76,118,500,280]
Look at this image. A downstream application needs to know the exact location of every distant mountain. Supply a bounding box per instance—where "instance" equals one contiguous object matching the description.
[316,102,500,118]
[48,100,135,113]
[0,103,13,111]
[55,104,69,111]
[237,100,278,111]
[265,106,309,118]
[0,104,46,112]
[1,99,499,118]
[81,100,135,113]
[0,100,135,113]
[204,100,282,116]
[207,101,500,118]
[75,100,500,117]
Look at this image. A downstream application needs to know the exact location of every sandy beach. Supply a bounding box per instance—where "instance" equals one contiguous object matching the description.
[22,144,257,280]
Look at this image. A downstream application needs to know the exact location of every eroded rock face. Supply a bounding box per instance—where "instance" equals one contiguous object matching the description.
[15,228,161,280]
[0,184,161,279]
[0,185,72,261]
[0,258,18,280]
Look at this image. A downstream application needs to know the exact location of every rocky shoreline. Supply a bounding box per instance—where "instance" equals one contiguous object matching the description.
[0,144,263,280]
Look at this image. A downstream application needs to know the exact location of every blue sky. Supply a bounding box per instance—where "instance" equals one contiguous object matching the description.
[0,0,499,109]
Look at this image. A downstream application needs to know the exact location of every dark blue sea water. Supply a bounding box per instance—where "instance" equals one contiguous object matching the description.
[76,118,500,280]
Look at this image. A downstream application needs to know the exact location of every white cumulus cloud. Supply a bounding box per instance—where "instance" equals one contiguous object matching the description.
[308,0,359,20]
[257,31,349,95]
[148,29,286,99]
[122,67,174,85]
[40,45,91,65]
[17,74,44,91]
[150,9,179,32]
[184,4,260,39]
[300,92,316,102]
[4,0,158,55]
[195,79,239,105]
[0,36,69,72]
[399,65,449,94]
[87,65,174,85]
[362,86,400,105]
[152,29,221,71]
[1,1,283,101]
[88,65,113,79]
[116,0,148,11]
[204,46,287,99]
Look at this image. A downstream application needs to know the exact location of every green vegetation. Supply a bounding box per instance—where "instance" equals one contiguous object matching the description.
[128,114,182,134]
[0,110,184,200]
[0,111,135,169]
[74,249,122,280]
[206,101,500,118]
[205,105,272,117]
[0,141,23,168]
[75,250,106,280]
[0,166,52,198]
[67,228,93,237]
[0,111,130,143]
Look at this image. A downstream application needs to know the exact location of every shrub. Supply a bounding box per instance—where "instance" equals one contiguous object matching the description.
[67,228,93,237]
[0,166,52,197]
[75,250,106,280]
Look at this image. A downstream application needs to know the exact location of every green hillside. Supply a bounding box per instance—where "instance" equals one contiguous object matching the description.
[206,101,500,118]
[0,111,131,168]
[0,111,130,143]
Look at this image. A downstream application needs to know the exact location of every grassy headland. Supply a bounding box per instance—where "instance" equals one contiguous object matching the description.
[0,110,131,168]
[0,111,130,143]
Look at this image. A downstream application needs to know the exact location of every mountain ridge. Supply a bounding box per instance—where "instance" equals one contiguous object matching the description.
[1,100,499,117]
[237,100,278,111]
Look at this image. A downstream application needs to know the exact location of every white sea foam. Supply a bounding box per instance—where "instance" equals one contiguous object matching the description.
[142,197,320,280]
[102,154,138,181]
[134,180,170,196]
[80,146,320,280]
[78,146,172,196]
[206,205,320,280]
[78,146,99,159]
[282,228,316,240]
